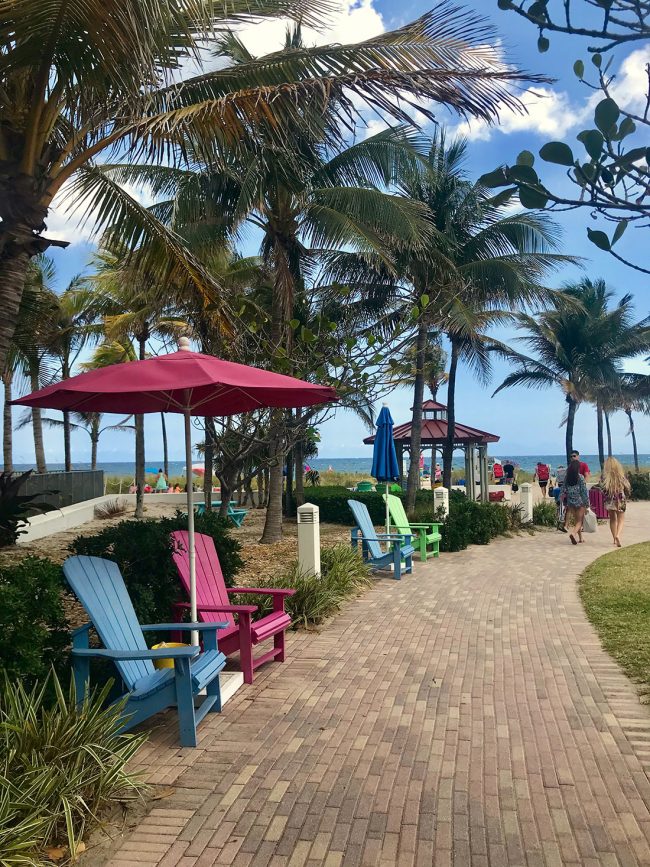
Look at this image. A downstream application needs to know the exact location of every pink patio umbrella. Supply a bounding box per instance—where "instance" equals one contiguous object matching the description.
[13,338,336,639]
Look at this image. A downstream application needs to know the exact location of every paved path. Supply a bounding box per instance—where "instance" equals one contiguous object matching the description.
[106,504,650,867]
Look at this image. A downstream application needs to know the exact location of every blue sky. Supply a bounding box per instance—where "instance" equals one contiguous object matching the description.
[11,1,650,467]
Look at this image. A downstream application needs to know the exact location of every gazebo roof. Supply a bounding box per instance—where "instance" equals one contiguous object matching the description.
[364,401,499,447]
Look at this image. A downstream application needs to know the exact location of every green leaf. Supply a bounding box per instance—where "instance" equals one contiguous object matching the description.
[573,60,585,79]
[479,167,510,188]
[289,318,300,330]
[601,167,614,184]
[529,1,548,20]
[497,0,513,7]
[619,117,636,139]
[580,129,604,160]
[594,98,620,133]
[508,164,539,184]
[518,185,549,209]
[587,228,610,251]
[421,293,430,307]
[411,306,420,320]
[516,150,535,167]
[612,220,629,245]
[539,141,575,166]
[592,53,602,68]
[576,163,596,185]
[537,35,550,53]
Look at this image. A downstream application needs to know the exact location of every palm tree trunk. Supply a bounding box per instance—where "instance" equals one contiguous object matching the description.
[596,402,605,471]
[261,457,284,543]
[294,440,305,508]
[285,433,294,516]
[91,435,98,471]
[29,366,46,474]
[626,409,639,471]
[134,333,147,518]
[0,236,34,372]
[605,411,613,458]
[204,416,215,511]
[565,396,577,462]
[442,339,460,490]
[256,468,265,508]
[2,371,13,473]
[406,320,428,513]
[62,359,72,471]
[161,413,169,478]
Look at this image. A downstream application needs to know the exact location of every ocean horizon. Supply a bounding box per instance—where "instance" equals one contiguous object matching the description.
[11,454,650,477]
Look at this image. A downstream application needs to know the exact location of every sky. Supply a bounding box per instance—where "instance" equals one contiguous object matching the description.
[10,0,650,467]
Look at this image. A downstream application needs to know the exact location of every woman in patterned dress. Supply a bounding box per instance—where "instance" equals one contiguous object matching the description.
[561,459,590,545]
[601,457,631,547]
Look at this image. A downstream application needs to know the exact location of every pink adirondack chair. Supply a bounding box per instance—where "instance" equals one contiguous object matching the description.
[170,531,295,684]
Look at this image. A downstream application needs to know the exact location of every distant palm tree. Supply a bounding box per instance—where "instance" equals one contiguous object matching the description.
[494,279,650,466]
[41,412,133,470]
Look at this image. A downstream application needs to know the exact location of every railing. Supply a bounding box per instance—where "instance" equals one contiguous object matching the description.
[13,470,105,511]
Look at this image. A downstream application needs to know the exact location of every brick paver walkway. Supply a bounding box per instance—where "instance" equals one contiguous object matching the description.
[106,504,650,867]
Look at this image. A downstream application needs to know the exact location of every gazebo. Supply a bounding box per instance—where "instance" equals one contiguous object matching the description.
[363,400,500,501]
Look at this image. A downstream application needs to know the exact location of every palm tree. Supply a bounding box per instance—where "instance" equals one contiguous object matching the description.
[0,2,545,370]
[391,134,572,504]
[494,280,650,466]
[41,412,133,470]
[386,335,449,400]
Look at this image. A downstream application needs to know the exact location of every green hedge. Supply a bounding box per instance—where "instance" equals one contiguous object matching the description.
[0,557,69,688]
[628,473,650,500]
[296,486,438,525]
[69,510,242,625]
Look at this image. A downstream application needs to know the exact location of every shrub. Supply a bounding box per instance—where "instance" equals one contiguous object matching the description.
[410,490,510,553]
[69,510,242,624]
[0,471,54,548]
[297,485,438,525]
[94,497,129,520]
[235,545,373,627]
[628,473,650,500]
[533,501,557,527]
[0,557,69,688]
[0,672,146,863]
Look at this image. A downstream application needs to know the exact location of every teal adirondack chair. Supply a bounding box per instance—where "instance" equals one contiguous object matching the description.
[63,556,229,748]
[347,499,413,579]
[384,493,442,560]
[196,502,248,527]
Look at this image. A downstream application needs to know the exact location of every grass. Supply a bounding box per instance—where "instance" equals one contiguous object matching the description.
[579,542,650,694]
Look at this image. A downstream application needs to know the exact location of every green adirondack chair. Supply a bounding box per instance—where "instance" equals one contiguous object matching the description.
[384,493,442,561]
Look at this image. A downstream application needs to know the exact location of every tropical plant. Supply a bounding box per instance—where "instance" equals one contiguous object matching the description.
[0,672,146,861]
[494,279,650,466]
[0,0,544,371]
[0,471,54,547]
[41,411,133,471]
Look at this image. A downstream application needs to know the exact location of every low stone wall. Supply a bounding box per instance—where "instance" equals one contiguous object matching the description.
[17,491,208,544]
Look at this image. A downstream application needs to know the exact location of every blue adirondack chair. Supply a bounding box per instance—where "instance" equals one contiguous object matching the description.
[347,499,414,580]
[63,555,229,748]
[195,502,248,527]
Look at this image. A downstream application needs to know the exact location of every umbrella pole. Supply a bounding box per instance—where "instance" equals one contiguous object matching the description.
[385,481,390,553]
[184,410,198,646]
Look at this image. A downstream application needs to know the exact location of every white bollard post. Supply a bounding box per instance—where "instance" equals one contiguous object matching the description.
[520,483,533,523]
[297,503,321,578]
[433,486,449,517]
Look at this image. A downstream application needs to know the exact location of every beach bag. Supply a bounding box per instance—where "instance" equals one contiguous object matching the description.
[511,482,519,493]
[583,510,597,533]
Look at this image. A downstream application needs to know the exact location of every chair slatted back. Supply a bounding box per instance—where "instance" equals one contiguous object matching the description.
[385,494,411,536]
[171,531,235,631]
[63,556,153,689]
[347,500,382,560]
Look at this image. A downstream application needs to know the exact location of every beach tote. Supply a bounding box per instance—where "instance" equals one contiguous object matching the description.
[583,509,597,533]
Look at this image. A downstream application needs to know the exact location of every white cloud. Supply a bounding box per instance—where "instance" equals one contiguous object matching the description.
[236,0,385,55]
[608,45,650,113]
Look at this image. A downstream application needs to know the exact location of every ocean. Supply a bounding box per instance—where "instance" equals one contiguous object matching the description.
[12,454,650,477]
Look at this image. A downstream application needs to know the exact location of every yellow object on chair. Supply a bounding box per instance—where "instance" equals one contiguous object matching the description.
[151,642,189,669]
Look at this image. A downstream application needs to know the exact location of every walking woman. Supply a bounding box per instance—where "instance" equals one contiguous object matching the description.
[561,458,589,545]
[601,457,631,547]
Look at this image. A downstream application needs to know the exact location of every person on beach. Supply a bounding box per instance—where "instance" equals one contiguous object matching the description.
[534,461,550,496]
[561,458,590,545]
[155,468,168,492]
[600,457,631,547]
[570,450,590,481]
[503,460,515,484]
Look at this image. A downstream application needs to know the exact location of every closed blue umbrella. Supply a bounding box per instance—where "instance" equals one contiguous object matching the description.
[371,404,400,540]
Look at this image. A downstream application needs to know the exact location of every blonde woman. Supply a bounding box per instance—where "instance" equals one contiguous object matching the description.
[601,457,631,547]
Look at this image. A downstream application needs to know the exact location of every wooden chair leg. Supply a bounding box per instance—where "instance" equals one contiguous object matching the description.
[204,630,222,713]
[274,629,286,663]
[392,546,401,579]
[419,534,427,561]
[72,658,90,709]
[174,657,197,747]
[238,613,254,684]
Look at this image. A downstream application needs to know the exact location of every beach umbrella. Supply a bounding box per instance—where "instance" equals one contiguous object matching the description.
[191,465,205,476]
[371,404,400,543]
[13,337,336,642]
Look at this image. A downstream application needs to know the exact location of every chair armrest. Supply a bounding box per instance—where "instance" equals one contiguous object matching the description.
[373,533,410,541]
[175,601,257,614]
[408,522,438,529]
[71,646,198,661]
[227,587,296,597]
[141,622,230,632]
